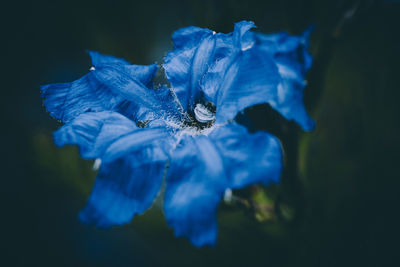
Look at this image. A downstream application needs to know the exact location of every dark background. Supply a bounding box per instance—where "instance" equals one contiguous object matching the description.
[2,0,400,266]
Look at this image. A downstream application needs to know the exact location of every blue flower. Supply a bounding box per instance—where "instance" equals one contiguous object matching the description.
[41,21,313,247]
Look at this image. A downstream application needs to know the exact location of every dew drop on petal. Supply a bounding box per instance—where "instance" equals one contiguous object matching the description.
[93,158,101,171]
[194,103,215,123]
[223,188,232,203]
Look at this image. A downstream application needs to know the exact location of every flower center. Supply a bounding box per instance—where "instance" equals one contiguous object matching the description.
[164,102,216,136]
[194,103,215,123]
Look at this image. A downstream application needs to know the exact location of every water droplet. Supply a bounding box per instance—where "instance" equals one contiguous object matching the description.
[224,188,233,203]
[194,103,215,123]
[93,158,101,170]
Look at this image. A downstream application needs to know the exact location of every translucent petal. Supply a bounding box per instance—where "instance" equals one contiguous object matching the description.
[171,26,213,49]
[209,123,282,188]
[255,27,315,130]
[41,52,177,123]
[164,135,227,247]
[53,111,137,159]
[88,50,130,66]
[198,21,284,124]
[163,26,232,112]
[232,20,256,51]
[88,50,161,86]
[199,22,313,129]
[79,127,172,227]
[202,46,281,124]
[164,123,282,246]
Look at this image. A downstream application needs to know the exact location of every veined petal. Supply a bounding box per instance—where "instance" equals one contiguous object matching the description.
[88,50,161,86]
[163,26,232,112]
[164,135,227,247]
[200,22,314,129]
[88,50,130,66]
[171,26,214,49]
[209,123,282,188]
[41,52,178,123]
[200,21,286,124]
[164,123,282,246]
[53,111,137,159]
[122,64,159,87]
[255,27,315,130]
[163,27,213,112]
[202,46,281,124]
[80,127,173,227]
[232,20,256,51]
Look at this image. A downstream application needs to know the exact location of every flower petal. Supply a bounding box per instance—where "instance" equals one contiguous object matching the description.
[88,51,162,87]
[53,111,137,159]
[200,21,284,124]
[255,27,315,130]
[41,52,177,123]
[171,26,213,49]
[201,22,314,129]
[88,50,130,66]
[202,45,281,124]
[232,20,256,51]
[163,26,232,112]
[79,127,173,227]
[163,27,212,112]
[164,135,227,247]
[209,123,282,188]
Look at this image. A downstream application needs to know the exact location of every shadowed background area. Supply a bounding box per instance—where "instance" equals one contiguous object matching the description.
[2,0,400,266]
